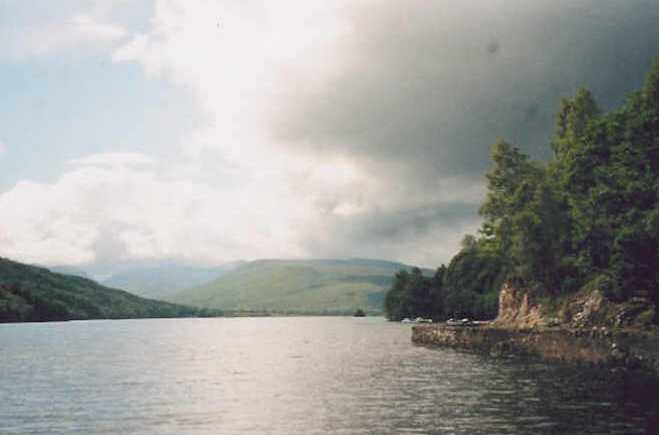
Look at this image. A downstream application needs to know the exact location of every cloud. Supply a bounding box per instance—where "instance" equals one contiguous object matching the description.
[0,150,389,266]
[298,203,483,268]
[0,146,478,268]
[270,0,659,183]
[0,141,6,155]
[3,1,659,270]
[0,7,127,59]
[107,0,659,268]
[104,0,487,266]
[0,152,303,266]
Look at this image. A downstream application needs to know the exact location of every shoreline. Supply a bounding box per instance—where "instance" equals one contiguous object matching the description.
[412,324,659,375]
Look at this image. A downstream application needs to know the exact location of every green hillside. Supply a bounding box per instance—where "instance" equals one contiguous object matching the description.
[171,258,430,314]
[0,257,221,322]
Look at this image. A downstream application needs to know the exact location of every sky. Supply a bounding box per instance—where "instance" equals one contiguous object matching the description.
[1,0,659,272]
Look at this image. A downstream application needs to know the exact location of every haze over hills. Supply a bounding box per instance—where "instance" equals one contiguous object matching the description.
[171,258,433,314]
[100,262,244,300]
[0,257,220,322]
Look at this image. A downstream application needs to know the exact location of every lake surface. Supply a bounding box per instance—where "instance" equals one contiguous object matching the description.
[1,317,657,434]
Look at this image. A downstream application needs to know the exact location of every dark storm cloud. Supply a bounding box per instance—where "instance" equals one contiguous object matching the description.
[349,203,477,242]
[266,0,659,264]
[272,0,659,178]
[300,201,481,267]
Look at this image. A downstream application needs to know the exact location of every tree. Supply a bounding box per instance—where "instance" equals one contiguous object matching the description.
[480,140,544,259]
[384,270,411,321]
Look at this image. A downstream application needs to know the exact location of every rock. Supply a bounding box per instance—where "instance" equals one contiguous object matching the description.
[614,297,655,327]
[546,318,561,327]
[570,289,609,328]
[490,278,656,330]
[493,282,544,328]
[412,324,659,375]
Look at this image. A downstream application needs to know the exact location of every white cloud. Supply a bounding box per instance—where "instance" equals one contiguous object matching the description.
[0,152,309,266]
[0,148,386,265]
[112,0,353,163]
[109,2,395,202]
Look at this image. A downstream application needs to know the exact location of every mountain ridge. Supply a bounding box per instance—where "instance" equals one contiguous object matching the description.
[171,258,432,314]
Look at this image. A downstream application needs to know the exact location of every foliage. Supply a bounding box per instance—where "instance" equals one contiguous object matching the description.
[385,58,659,323]
[0,258,222,323]
[384,247,504,321]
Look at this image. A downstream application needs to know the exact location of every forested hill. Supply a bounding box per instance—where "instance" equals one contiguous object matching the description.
[172,258,431,314]
[0,258,220,322]
[386,57,659,325]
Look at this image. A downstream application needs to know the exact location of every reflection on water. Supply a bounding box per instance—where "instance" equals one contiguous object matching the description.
[0,317,657,434]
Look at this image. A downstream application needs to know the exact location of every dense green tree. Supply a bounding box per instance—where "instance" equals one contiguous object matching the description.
[480,140,543,258]
[384,270,409,321]
[384,245,504,321]
[429,265,447,318]
[442,244,505,319]
[384,268,441,321]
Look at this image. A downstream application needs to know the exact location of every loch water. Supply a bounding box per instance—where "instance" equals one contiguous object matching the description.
[1,317,657,434]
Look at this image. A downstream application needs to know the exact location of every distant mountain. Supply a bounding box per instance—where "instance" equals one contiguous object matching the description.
[101,262,244,300]
[171,258,432,314]
[0,257,220,323]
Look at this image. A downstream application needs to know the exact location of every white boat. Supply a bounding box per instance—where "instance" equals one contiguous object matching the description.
[446,318,473,326]
[401,317,432,324]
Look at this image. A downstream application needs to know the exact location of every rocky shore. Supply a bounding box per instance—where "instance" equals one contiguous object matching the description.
[411,281,659,374]
[412,324,659,374]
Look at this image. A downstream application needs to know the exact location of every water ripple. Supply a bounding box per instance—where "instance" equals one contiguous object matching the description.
[0,317,656,434]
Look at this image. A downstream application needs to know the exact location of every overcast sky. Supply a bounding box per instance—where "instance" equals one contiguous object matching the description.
[1,0,659,271]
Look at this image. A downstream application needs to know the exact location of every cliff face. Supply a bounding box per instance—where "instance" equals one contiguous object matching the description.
[493,282,544,328]
[492,281,655,330]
